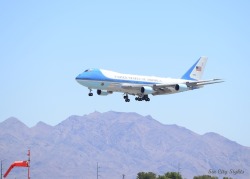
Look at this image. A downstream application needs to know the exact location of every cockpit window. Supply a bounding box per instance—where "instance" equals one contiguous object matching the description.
[84,69,93,72]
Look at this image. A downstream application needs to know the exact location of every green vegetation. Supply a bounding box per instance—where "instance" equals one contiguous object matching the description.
[136,172,182,179]
[136,172,157,179]
[164,172,182,179]
[136,171,237,179]
[136,172,237,179]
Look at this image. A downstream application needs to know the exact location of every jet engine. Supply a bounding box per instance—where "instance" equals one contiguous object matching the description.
[97,89,113,96]
[175,84,189,92]
[141,86,155,94]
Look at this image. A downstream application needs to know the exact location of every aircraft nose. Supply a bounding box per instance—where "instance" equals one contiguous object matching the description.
[75,74,82,81]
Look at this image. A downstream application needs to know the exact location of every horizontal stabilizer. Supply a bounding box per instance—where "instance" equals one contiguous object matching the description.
[186,79,224,87]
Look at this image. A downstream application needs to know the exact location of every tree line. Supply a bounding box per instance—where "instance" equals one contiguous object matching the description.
[136,171,235,179]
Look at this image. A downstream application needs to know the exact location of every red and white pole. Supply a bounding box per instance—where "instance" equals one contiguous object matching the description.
[27,150,30,179]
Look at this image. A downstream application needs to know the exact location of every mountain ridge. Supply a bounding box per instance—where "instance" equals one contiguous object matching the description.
[0,111,249,179]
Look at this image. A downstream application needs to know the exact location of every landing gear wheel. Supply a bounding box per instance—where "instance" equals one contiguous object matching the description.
[88,88,93,96]
[142,95,150,102]
[124,94,130,102]
[135,95,150,101]
[145,98,150,101]
[136,96,142,101]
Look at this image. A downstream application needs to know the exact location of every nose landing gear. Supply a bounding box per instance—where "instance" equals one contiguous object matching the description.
[88,89,93,96]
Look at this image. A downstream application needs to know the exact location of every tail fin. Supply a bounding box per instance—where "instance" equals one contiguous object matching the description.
[181,56,208,81]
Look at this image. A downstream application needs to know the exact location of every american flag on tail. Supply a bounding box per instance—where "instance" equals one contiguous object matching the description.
[196,66,202,71]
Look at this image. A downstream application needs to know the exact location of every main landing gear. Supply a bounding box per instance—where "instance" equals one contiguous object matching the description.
[135,95,150,102]
[123,94,150,102]
[88,89,93,96]
[124,94,130,102]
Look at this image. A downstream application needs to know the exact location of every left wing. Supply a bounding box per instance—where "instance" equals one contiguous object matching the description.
[153,79,224,91]
[120,79,224,96]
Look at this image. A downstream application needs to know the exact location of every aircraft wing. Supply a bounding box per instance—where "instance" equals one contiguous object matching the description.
[121,84,143,91]
[121,79,224,95]
[152,79,224,89]
[121,83,173,95]
[121,83,142,89]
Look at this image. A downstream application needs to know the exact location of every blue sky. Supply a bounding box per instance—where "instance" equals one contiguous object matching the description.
[1,1,250,146]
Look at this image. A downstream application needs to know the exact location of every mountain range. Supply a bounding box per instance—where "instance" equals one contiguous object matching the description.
[0,111,249,179]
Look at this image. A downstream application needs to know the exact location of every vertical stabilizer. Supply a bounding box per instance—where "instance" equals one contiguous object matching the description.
[181,56,208,81]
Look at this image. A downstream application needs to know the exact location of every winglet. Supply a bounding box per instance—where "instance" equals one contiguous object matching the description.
[181,56,208,81]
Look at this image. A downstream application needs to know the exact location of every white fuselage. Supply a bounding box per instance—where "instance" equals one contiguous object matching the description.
[76,69,190,96]
[75,57,223,102]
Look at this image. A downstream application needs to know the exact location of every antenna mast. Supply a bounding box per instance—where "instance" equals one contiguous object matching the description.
[1,160,3,179]
[97,162,100,179]
[27,149,30,179]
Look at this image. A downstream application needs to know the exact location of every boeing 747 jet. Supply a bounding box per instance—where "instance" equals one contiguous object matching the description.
[75,57,223,102]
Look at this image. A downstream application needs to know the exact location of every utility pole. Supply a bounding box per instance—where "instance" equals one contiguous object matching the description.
[27,149,30,179]
[0,160,5,179]
[96,162,100,179]
[1,160,3,179]
[122,174,125,179]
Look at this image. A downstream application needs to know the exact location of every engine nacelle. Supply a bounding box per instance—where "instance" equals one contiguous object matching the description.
[97,89,113,96]
[175,84,189,92]
[141,86,155,94]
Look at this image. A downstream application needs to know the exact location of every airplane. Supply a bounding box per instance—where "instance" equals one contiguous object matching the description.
[75,57,223,102]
